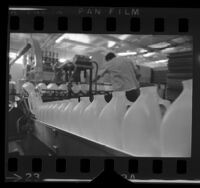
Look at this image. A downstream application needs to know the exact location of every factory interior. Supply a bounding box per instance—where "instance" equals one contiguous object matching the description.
[8,33,193,157]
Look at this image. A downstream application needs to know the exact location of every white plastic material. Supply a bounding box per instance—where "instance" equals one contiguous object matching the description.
[60,98,79,131]
[160,79,192,157]
[29,91,43,115]
[121,86,162,157]
[39,102,52,122]
[147,86,171,111]
[36,103,47,121]
[70,97,91,135]
[58,84,68,90]
[43,101,58,123]
[49,100,65,126]
[22,82,44,115]
[55,100,69,128]
[72,83,81,94]
[47,83,58,90]
[36,83,47,90]
[82,95,107,141]
[22,82,35,94]
[97,91,128,150]
[81,84,89,94]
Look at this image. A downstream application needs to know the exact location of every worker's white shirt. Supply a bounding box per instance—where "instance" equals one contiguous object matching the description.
[100,56,140,91]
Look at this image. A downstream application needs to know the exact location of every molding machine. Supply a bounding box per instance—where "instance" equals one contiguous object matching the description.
[8,38,126,157]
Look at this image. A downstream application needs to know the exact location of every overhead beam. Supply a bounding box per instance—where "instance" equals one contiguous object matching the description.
[97,34,189,54]
[41,34,63,49]
[97,34,153,52]
[57,38,109,53]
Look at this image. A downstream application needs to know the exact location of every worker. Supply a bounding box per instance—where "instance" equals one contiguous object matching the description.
[52,61,65,84]
[94,52,141,102]
[9,74,17,105]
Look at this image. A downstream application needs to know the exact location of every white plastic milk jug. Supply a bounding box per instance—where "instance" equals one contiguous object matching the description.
[70,97,91,136]
[97,91,128,150]
[49,100,64,126]
[58,84,68,90]
[147,86,171,111]
[121,86,162,157]
[55,100,69,128]
[160,79,192,157]
[61,98,79,131]
[47,83,58,90]
[82,95,107,141]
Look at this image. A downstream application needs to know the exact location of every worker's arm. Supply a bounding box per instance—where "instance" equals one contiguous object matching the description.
[93,68,108,82]
[132,63,141,80]
[93,62,110,82]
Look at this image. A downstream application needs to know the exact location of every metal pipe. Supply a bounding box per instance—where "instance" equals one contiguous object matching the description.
[9,43,32,67]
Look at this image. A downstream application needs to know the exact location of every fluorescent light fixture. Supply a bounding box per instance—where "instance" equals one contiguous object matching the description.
[143,52,156,57]
[117,51,137,56]
[139,48,148,53]
[55,34,66,43]
[9,52,24,64]
[161,47,175,53]
[143,59,168,68]
[59,58,66,63]
[72,46,88,52]
[55,34,91,44]
[155,59,168,63]
[172,37,186,43]
[15,57,23,64]
[107,41,116,48]
[149,42,170,48]
[9,52,17,59]
[118,34,131,40]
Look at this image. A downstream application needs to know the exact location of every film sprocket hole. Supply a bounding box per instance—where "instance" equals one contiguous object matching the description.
[5,5,200,183]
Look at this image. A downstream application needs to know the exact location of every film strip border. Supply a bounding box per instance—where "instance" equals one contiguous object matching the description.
[6,7,200,182]
[6,156,196,182]
[10,15,190,33]
[8,7,199,33]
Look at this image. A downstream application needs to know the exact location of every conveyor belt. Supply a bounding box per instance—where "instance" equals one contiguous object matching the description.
[32,120,131,157]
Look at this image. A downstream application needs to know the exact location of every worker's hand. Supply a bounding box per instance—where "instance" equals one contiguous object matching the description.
[93,68,107,82]
[93,75,101,82]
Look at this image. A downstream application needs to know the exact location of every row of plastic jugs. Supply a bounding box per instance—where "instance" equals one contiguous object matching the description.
[25,79,192,157]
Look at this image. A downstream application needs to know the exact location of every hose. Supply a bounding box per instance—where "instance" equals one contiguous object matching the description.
[92,61,98,93]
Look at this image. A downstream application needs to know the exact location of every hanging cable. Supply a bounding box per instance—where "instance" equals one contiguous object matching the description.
[92,61,98,93]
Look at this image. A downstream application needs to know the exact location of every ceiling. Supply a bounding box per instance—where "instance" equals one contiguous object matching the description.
[9,33,192,67]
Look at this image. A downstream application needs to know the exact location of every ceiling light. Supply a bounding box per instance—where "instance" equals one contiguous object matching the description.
[149,42,170,48]
[154,59,168,63]
[172,37,186,43]
[143,52,156,57]
[117,51,137,56]
[143,60,168,68]
[9,52,23,65]
[118,35,131,40]
[139,48,148,53]
[55,34,91,44]
[9,52,24,64]
[59,58,66,63]
[9,52,17,59]
[107,41,116,48]
[109,34,130,40]
[72,46,88,52]
[55,34,66,43]
[161,47,175,53]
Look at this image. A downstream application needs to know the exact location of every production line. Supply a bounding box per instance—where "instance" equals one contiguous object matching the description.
[8,34,193,157]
